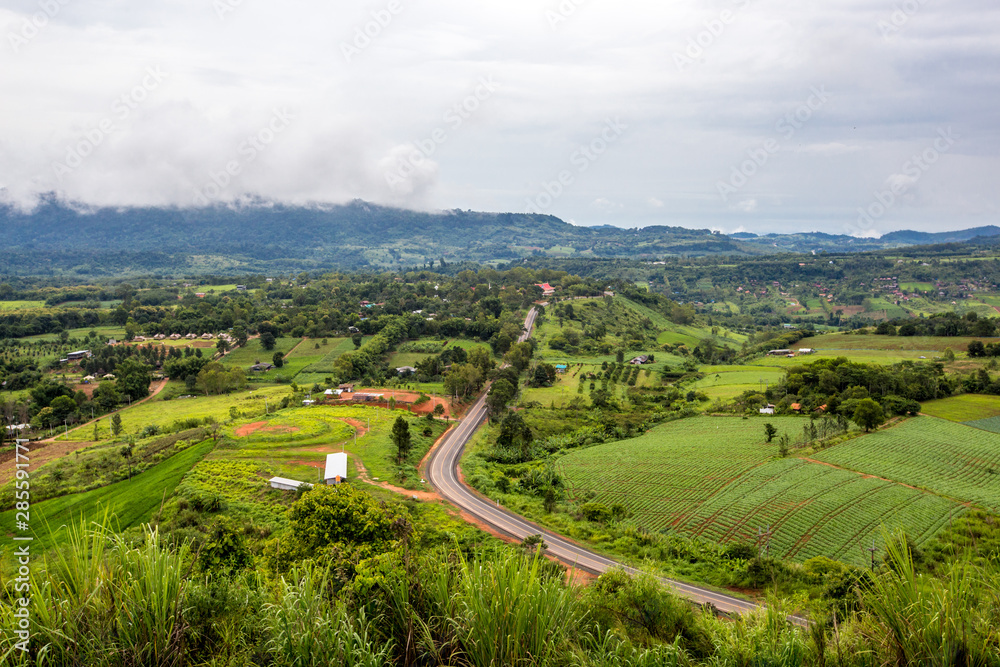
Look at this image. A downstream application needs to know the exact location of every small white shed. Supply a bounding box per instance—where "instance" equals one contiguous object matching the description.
[325,453,348,485]
[269,477,314,492]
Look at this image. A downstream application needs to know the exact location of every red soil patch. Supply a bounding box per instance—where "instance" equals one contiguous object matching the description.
[334,389,456,418]
[0,439,97,486]
[235,421,268,437]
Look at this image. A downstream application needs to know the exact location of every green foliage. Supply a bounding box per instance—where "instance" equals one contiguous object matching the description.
[391,416,411,465]
[852,398,885,432]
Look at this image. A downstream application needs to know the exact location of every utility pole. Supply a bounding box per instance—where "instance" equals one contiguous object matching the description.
[865,539,879,571]
[757,525,773,558]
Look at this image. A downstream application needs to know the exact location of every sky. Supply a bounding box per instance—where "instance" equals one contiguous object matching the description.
[0,0,997,237]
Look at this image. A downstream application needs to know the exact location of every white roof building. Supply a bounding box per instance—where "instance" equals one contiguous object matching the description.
[269,477,314,492]
[325,453,348,485]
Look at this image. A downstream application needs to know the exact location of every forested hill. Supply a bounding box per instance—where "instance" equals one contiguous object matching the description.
[1,198,998,276]
[0,198,738,276]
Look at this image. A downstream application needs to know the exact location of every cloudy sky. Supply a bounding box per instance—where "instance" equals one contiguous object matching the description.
[1,0,997,236]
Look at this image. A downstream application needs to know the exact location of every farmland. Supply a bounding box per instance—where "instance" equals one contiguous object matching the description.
[920,394,1000,423]
[0,439,213,553]
[222,336,301,367]
[804,333,980,353]
[675,459,964,564]
[814,417,1000,512]
[555,416,972,566]
[57,385,292,441]
[690,367,786,402]
[0,300,45,311]
[557,416,801,529]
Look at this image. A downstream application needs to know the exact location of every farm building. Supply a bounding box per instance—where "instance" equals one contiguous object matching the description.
[629,355,650,365]
[154,334,167,340]
[185,333,198,340]
[555,364,568,373]
[269,477,314,492]
[169,333,182,340]
[797,348,816,355]
[67,350,92,361]
[353,393,384,403]
[396,366,416,376]
[249,363,275,372]
[201,333,214,339]
[768,349,792,356]
[325,453,348,485]
[339,383,355,393]
[759,404,776,415]
[302,399,316,406]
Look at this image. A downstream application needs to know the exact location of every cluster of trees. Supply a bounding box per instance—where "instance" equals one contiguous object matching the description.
[736,358,952,419]
[874,311,998,338]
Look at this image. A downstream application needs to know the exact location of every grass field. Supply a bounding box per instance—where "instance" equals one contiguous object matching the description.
[920,395,1000,422]
[747,349,938,367]
[57,386,292,441]
[298,337,367,374]
[691,367,786,401]
[222,337,300,367]
[814,417,1000,512]
[389,351,436,368]
[0,300,45,310]
[900,282,934,292]
[805,333,980,353]
[0,439,213,553]
[555,416,968,566]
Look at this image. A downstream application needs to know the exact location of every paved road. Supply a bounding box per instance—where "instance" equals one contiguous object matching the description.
[427,307,807,623]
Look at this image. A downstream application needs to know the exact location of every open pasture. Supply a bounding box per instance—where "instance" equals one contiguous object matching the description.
[814,417,1000,512]
[691,367,785,401]
[57,386,292,441]
[298,337,367,374]
[222,337,300,367]
[0,300,45,311]
[0,439,213,553]
[805,333,980,353]
[676,459,964,565]
[920,394,1000,423]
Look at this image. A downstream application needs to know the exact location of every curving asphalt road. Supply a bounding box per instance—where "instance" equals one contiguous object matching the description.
[427,307,807,623]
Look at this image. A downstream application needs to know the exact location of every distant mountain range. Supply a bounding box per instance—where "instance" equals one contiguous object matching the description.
[0,197,997,276]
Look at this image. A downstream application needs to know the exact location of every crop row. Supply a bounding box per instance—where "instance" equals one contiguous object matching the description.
[815,417,1000,512]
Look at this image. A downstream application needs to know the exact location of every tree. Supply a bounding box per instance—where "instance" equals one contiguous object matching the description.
[272,351,285,368]
[115,358,153,401]
[443,363,483,400]
[111,413,122,437]
[764,423,778,443]
[216,338,230,354]
[486,378,516,418]
[260,332,277,351]
[121,441,135,480]
[496,412,534,461]
[351,333,363,349]
[391,416,412,464]
[852,398,886,432]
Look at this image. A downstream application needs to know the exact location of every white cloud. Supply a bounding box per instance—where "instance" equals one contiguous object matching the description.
[0,0,997,235]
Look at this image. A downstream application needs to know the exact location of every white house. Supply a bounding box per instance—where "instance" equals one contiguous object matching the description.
[325,453,348,485]
[759,404,776,415]
[269,477,314,492]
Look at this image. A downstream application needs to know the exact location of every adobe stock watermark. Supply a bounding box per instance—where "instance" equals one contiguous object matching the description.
[7,0,72,53]
[878,0,928,38]
[193,108,295,206]
[852,127,958,235]
[384,76,500,191]
[717,86,829,203]
[525,117,628,214]
[674,0,752,72]
[51,66,169,181]
[340,0,404,63]
[546,0,589,30]
[213,0,247,21]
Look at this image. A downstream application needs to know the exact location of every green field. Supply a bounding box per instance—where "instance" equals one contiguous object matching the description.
[814,417,1000,512]
[557,416,800,529]
[920,395,1000,422]
[675,458,964,564]
[389,351,436,368]
[0,300,45,310]
[900,282,934,292]
[222,337,301,367]
[298,337,367,374]
[691,367,786,401]
[58,386,292,441]
[0,439,213,553]
[805,333,980,353]
[555,416,968,566]
[748,349,936,367]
